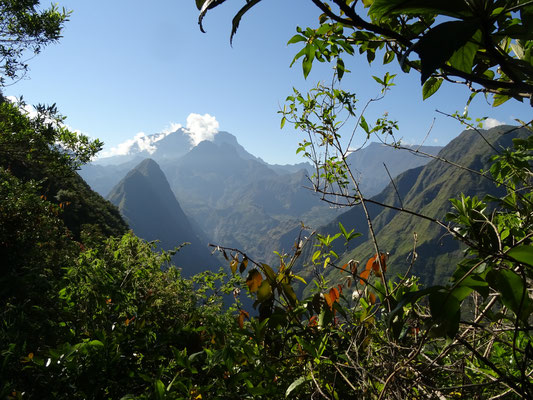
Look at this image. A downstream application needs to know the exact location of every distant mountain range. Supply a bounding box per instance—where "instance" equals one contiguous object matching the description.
[81,128,444,274]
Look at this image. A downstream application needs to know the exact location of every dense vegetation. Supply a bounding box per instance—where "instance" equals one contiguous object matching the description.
[1,0,532,399]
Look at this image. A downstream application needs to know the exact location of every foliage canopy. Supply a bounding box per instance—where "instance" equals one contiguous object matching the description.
[0,0,69,86]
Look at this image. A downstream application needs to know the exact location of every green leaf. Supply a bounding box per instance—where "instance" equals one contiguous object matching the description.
[448,30,481,73]
[154,379,165,399]
[508,245,533,267]
[422,77,443,99]
[302,44,316,78]
[487,269,533,323]
[286,376,306,397]
[262,263,276,283]
[287,34,306,45]
[336,58,345,80]
[493,93,511,107]
[257,280,273,302]
[429,289,461,337]
[414,21,479,83]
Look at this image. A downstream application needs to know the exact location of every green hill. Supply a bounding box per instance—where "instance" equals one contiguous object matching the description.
[296,125,527,291]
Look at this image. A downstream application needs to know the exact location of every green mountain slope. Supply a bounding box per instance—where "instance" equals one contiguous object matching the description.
[346,142,442,197]
[297,125,526,290]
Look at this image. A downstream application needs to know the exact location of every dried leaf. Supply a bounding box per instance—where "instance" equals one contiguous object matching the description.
[239,257,248,273]
[349,260,359,276]
[238,309,249,329]
[246,269,263,292]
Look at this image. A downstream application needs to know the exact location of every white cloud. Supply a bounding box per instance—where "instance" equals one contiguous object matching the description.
[483,118,504,129]
[100,130,174,158]
[98,113,219,159]
[184,113,219,146]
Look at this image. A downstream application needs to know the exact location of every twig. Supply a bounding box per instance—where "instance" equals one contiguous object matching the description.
[383,162,403,209]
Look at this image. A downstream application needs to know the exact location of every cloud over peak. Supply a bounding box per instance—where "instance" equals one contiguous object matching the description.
[483,118,504,129]
[99,113,219,158]
[184,113,219,146]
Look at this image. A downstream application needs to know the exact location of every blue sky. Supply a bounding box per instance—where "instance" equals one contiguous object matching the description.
[6,0,532,164]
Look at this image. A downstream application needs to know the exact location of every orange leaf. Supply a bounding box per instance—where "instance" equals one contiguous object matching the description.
[366,253,388,278]
[246,269,263,292]
[366,254,378,272]
[238,309,249,329]
[325,287,340,310]
[337,284,343,294]
[369,292,377,304]
[309,315,318,327]
[341,263,348,272]
[359,268,371,285]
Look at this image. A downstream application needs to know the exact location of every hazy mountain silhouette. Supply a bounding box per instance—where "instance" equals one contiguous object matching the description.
[107,158,217,276]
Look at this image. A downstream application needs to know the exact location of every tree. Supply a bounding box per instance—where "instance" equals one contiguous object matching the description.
[197,0,533,107]
[0,0,69,86]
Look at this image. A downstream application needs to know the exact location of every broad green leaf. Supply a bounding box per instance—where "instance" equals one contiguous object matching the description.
[508,245,533,267]
[457,275,489,298]
[493,93,511,107]
[448,30,481,73]
[281,282,298,306]
[257,280,272,302]
[286,376,306,397]
[287,34,306,45]
[422,77,443,99]
[415,21,479,83]
[262,263,276,282]
[487,269,533,323]
[154,379,165,399]
[429,289,461,337]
